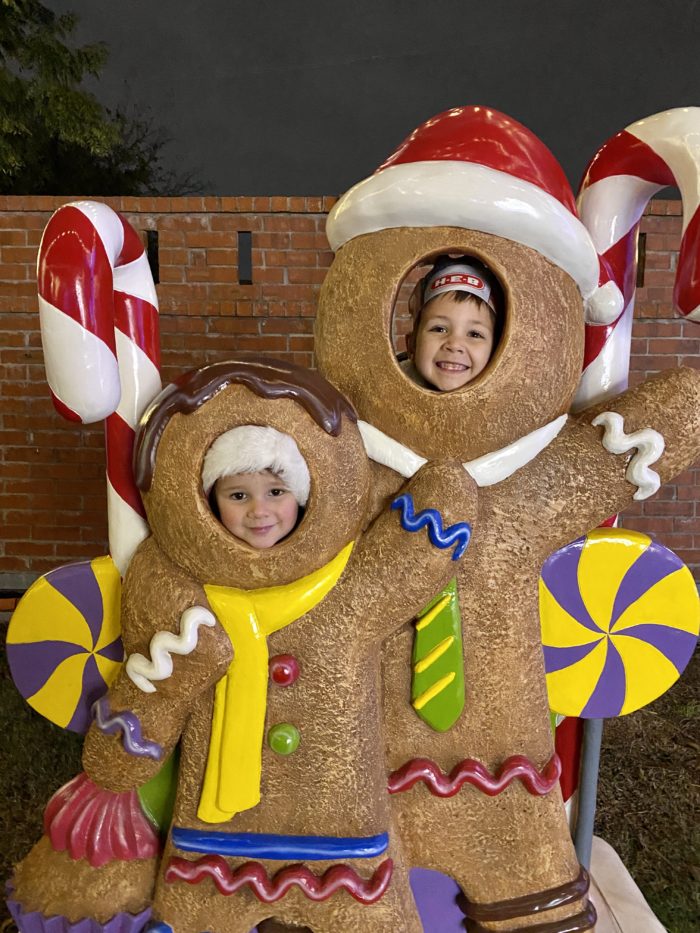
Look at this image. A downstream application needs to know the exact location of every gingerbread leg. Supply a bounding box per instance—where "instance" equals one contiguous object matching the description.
[281,864,424,933]
[257,859,424,933]
[9,836,157,933]
[458,868,596,932]
[394,786,595,932]
[151,892,423,933]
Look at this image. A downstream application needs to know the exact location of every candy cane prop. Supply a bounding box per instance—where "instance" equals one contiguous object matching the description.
[558,107,700,851]
[574,106,700,410]
[37,201,162,575]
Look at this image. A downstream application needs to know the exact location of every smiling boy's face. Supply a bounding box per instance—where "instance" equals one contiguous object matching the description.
[409,292,495,391]
[214,470,299,548]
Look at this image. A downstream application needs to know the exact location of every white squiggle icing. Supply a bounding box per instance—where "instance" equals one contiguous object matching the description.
[357,416,567,486]
[126,605,217,694]
[591,411,665,501]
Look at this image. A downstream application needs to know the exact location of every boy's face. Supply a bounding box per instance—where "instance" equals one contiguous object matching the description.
[409,292,495,391]
[214,470,299,548]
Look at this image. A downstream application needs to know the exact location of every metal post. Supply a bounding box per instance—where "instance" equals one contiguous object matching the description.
[574,717,604,869]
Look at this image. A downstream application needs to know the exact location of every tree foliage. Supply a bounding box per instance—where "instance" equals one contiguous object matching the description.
[0,0,195,194]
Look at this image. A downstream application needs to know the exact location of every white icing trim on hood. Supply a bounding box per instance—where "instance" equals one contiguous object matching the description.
[358,415,568,486]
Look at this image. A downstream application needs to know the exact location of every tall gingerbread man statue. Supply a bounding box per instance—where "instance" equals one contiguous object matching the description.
[315,106,700,932]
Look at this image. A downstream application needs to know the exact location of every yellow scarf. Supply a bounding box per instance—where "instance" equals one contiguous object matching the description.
[198,542,353,823]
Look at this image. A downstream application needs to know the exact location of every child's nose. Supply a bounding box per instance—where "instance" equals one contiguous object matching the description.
[444,336,467,352]
[248,498,269,516]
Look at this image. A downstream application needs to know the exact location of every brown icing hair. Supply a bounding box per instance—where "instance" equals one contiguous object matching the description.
[135,356,357,492]
[135,355,369,588]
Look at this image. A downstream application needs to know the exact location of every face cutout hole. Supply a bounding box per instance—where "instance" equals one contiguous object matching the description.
[391,262,427,360]
[392,251,506,393]
[202,425,310,550]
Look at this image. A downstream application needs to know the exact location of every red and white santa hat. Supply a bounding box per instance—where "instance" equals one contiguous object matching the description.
[327,106,622,324]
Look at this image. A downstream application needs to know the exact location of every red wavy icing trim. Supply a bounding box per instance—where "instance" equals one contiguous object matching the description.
[165,855,393,904]
[44,772,160,867]
[388,753,561,797]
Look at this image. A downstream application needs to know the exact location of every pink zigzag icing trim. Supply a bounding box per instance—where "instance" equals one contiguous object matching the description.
[387,753,562,797]
[165,855,394,904]
[44,772,160,867]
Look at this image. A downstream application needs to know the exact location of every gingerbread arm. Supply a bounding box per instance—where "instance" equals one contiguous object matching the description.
[519,367,700,546]
[313,460,478,646]
[82,539,233,792]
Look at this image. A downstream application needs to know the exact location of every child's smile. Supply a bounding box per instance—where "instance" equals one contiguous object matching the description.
[411,293,495,391]
[214,471,299,548]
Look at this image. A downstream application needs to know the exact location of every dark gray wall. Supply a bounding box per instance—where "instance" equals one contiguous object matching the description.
[48,0,698,194]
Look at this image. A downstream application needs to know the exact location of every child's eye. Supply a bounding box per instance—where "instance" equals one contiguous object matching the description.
[428,325,447,333]
[468,330,485,339]
[269,488,288,497]
[230,491,246,501]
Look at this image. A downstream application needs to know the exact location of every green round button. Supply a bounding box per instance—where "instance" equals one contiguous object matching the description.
[267,723,300,755]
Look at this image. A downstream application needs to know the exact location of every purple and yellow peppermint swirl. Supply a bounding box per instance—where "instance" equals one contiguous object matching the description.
[540,529,699,718]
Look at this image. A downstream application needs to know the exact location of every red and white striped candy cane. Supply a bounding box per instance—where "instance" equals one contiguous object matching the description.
[574,107,700,410]
[37,201,162,575]
[560,107,700,844]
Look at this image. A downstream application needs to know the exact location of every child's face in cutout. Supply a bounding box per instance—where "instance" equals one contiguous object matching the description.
[409,293,495,391]
[214,471,299,548]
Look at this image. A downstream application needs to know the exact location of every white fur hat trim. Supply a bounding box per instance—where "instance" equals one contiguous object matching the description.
[202,425,310,505]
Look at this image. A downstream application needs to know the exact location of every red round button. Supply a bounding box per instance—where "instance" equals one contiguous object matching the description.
[269,654,300,687]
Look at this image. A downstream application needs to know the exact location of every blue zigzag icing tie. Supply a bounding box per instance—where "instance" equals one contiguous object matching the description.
[391,493,471,560]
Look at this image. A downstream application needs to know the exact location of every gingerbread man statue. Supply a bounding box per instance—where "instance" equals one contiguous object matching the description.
[315,106,700,932]
[11,357,476,933]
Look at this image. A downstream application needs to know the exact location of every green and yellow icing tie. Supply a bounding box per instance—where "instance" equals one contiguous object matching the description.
[411,578,464,732]
[199,541,353,823]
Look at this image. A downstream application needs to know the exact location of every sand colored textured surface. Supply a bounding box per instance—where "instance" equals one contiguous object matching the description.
[3,624,697,929]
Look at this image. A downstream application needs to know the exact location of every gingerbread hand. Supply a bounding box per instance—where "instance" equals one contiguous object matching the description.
[507,367,700,549]
[579,366,700,492]
[310,460,477,647]
[83,540,233,792]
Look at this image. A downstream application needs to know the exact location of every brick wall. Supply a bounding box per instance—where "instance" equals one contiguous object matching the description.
[0,196,698,589]
[620,204,700,573]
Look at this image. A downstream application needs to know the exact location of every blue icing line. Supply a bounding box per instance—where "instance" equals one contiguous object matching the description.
[391,493,471,560]
[171,827,389,860]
